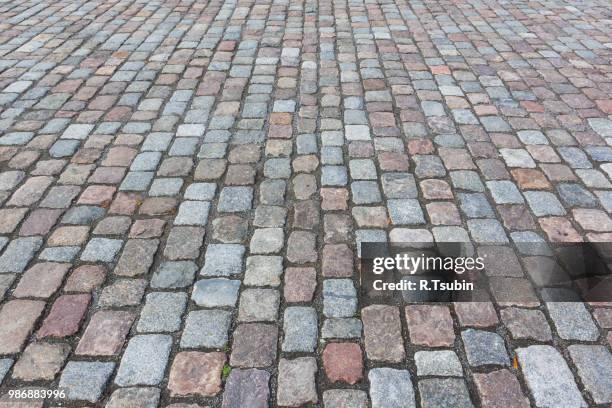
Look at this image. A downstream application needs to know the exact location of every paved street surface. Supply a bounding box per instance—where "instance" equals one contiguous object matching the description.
[0,0,611,406]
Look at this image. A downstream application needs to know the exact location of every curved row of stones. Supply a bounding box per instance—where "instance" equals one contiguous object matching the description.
[0,0,611,407]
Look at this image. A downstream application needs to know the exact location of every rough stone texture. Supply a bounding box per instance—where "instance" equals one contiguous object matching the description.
[277,357,318,406]
[12,342,70,381]
[369,368,415,408]
[568,345,612,404]
[76,311,135,356]
[59,361,115,402]
[282,307,317,352]
[115,334,172,386]
[473,370,529,408]
[419,379,473,408]
[0,300,45,354]
[362,305,405,362]
[0,1,609,405]
[322,342,363,384]
[222,368,270,408]
[461,329,510,367]
[106,387,161,408]
[168,352,225,397]
[405,305,455,347]
[230,324,277,368]
[516,345,587,408]
[415,350,463,377]
[323,390,368,408]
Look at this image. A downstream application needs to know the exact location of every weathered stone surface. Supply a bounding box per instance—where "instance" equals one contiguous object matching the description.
[473,369,529,408]
[168,352,225,397]
[0,300,45,354]
[323,390,368,408]
[323,342,363,384]
[405,305,455,347]
[106,387,161,408]
[369,368,415,408]
[230,324,277,368]
[38,294,90,338]
[568,345,612,404]
[461,329,510,366]
[115,334,172,386]
[59,361,115,402]
[362,305,405,362]
[415,350,463,377]
[500,307,552,341]
[277,357,318,406]
[222,368,270,408]
[516,345,586,408]
[181,309,231,348]
[12,342,70,381]
[76,311,135,356]
[418,378,473,408]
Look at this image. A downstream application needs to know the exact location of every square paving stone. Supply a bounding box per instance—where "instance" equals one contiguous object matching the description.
[323,390,368,408]
[250,228,284,254]
[323,279,358,318]
[282,307,318,353]
[106,388,161,408]
[174,201,210,225]
[500,307,552,341]
[322,165,348,186]
[137,292,187,333]
[76,311,135,356]
[415,350,463,377]
[0,236,43,273]
[387,199,426,225]
[568,345,612,404]
[59,361,115,402]
[381,173,418,198]
[192,278,240,307]
[473,369,530,407]
[369,368,415,408]
[351,181,382,204]
[222,369,270,408]
[230,323,278,368]
[163,227,205,260]
[115,334,172,386]
[405,305,455,347]
[458,193,495,218]
[114,239,159,277]
[545,301,599,341]
[12,342,70,381]
[168,351,225,397]
[418,378,473,408]
[218,186,253,212]
[244,256,283,286]
[516,345,586,408]
[201,244,245,276]
[277,358,318,406]
[486,180,524,204]
[461,329,510,366]
[98,279,147,308]
[80,238,123,262]
[184,182,216,200]
[238,288,280,322]
[149,178,183,196]
[151,261,197,289]
[362,305,405,363]
[467,219,509,243]
[524,191,566,216]
[180,309,232,349]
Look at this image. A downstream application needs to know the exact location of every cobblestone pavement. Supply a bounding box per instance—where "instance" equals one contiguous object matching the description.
[0,0,611,406]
